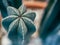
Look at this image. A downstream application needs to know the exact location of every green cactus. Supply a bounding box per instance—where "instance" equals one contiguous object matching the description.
[2,4,36,45]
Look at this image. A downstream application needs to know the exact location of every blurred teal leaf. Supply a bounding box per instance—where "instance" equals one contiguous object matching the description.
[22,17,36,34]
[18,19,27,36]
[7,6,19,15]
[23,12,36,21]
[18,5,26,14]
[39,0,60,39]
[2,15,17,31]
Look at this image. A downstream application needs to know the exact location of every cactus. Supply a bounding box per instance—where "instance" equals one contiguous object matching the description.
[2,4,36,45]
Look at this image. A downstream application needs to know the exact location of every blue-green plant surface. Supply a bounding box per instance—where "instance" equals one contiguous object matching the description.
[2,4,36,45]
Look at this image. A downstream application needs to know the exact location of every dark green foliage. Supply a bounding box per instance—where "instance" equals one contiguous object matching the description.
[39,0,60,39]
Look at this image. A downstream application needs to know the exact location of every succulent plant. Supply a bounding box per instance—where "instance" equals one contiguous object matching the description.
[2,4,36,45]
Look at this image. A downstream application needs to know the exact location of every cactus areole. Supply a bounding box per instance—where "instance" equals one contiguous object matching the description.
[2,4,36,45]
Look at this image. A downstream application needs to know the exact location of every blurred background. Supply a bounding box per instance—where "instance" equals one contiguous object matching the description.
[0,0,60,45]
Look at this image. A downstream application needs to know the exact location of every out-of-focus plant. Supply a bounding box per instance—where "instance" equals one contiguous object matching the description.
[2,4,36,45]
[39,0,60,39]
[39,0,60,45]
[0,0,22,18]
